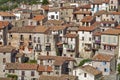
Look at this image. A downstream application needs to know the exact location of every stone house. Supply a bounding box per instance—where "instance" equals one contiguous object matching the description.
[92,53,116,75]
[0,12,16,22]
[28,15,47,26]
[73,65,102,80]
[100,29,120,57]
[73,4,92,23]
[80,16,96,26]
[5,63,39,80]
[60,6,75,23]
[109,0,119,11]
[0,45,17,77]
[37,56,75,76]
[48,8,60,20]
[62,33,79,58]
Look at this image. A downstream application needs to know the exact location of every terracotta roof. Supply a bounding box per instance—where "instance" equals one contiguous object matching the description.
[45,20,64,25]
[109,11,120,15]
[38,65,52,72]
[38,56,75,66]
[5,63,38,70]
[93,31,102,36]
[0,45,15,53]
[79,26,97,31]
[9,26,35,33]
[60,6,75,9]
[102,29,120,35]
[64,33,78,38]
[94,10,108,16]
[33,26,49,33]
[92,53,114,62]
[81,16,94,22]
[0,12,15,16]
[32,15,45,21]
[80,65,102,76]
[79,4,91,9]
[41,6,49,10]
[116,25,120,29]
[101,21,116,24]
[73,11,91,15]
[0,78,13,80]
[50,26,66,31]
[0,21,9,29]
[39,75,77,80]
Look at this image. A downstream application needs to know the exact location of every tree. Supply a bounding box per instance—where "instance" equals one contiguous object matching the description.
[118,63,120,74]
[78,59,91,66]
[42,0,49,5]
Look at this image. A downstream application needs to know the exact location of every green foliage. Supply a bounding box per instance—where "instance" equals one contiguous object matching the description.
[29,60,37,63]
[78,59,91,66]
[7,74,18,80]
[0,0,41,11]
[42,0,49,5]
[118,63,120,74]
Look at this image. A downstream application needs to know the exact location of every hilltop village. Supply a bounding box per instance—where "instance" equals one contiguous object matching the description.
[0,0,120,80]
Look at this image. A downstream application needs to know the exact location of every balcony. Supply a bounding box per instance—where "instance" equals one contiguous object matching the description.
[67,48,75,52]
[84,47,92,51]
[94,40,101,44]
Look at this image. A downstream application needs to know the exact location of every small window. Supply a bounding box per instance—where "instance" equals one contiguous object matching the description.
[102,62,106,65]
[89,38,91,41]
[84,73,87,77]
[31,71,34,76]
[82,37,84,41]
[22,71,25,76]
[82,31,84,34]
[71,38,73,41]
[3,70,5,72]
[3,52,6,55]
[104,68,108,72]
[3,58,6,63]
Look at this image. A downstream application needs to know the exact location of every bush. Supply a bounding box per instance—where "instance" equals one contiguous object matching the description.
[7,74,18,80]
[29,60,37,63]
[78,59,91,66]
[118,63,120,74]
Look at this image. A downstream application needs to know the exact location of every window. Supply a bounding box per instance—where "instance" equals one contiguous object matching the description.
[56,71,59,74]
[39,72,42,75]
[104,68,108,72]
[34,37,36,43]
[55,12,57,14]
[84,73,87,77]
[3,52,6,55]
[9,35,12,39]
[56,15,58,19]
[47,72,50,75]
[22,71,25,76]
[71,38,73,41]
[29,35,32,41]
[51,15,54,19]
[20,35,23,41]
[55,66,60,70]
[46,46,51,51]
[3,58,6,63]
[111,1,113,4]
[102,62,106,65]
[38,37,40,43]
[82,31,84,34]
[82,37,84,41]
[89,38,91,41]
[31,71,34,76]
[3,70,5,72]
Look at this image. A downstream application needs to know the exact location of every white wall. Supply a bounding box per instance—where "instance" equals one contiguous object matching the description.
[48,11,59,20]
[73,68,95,80]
